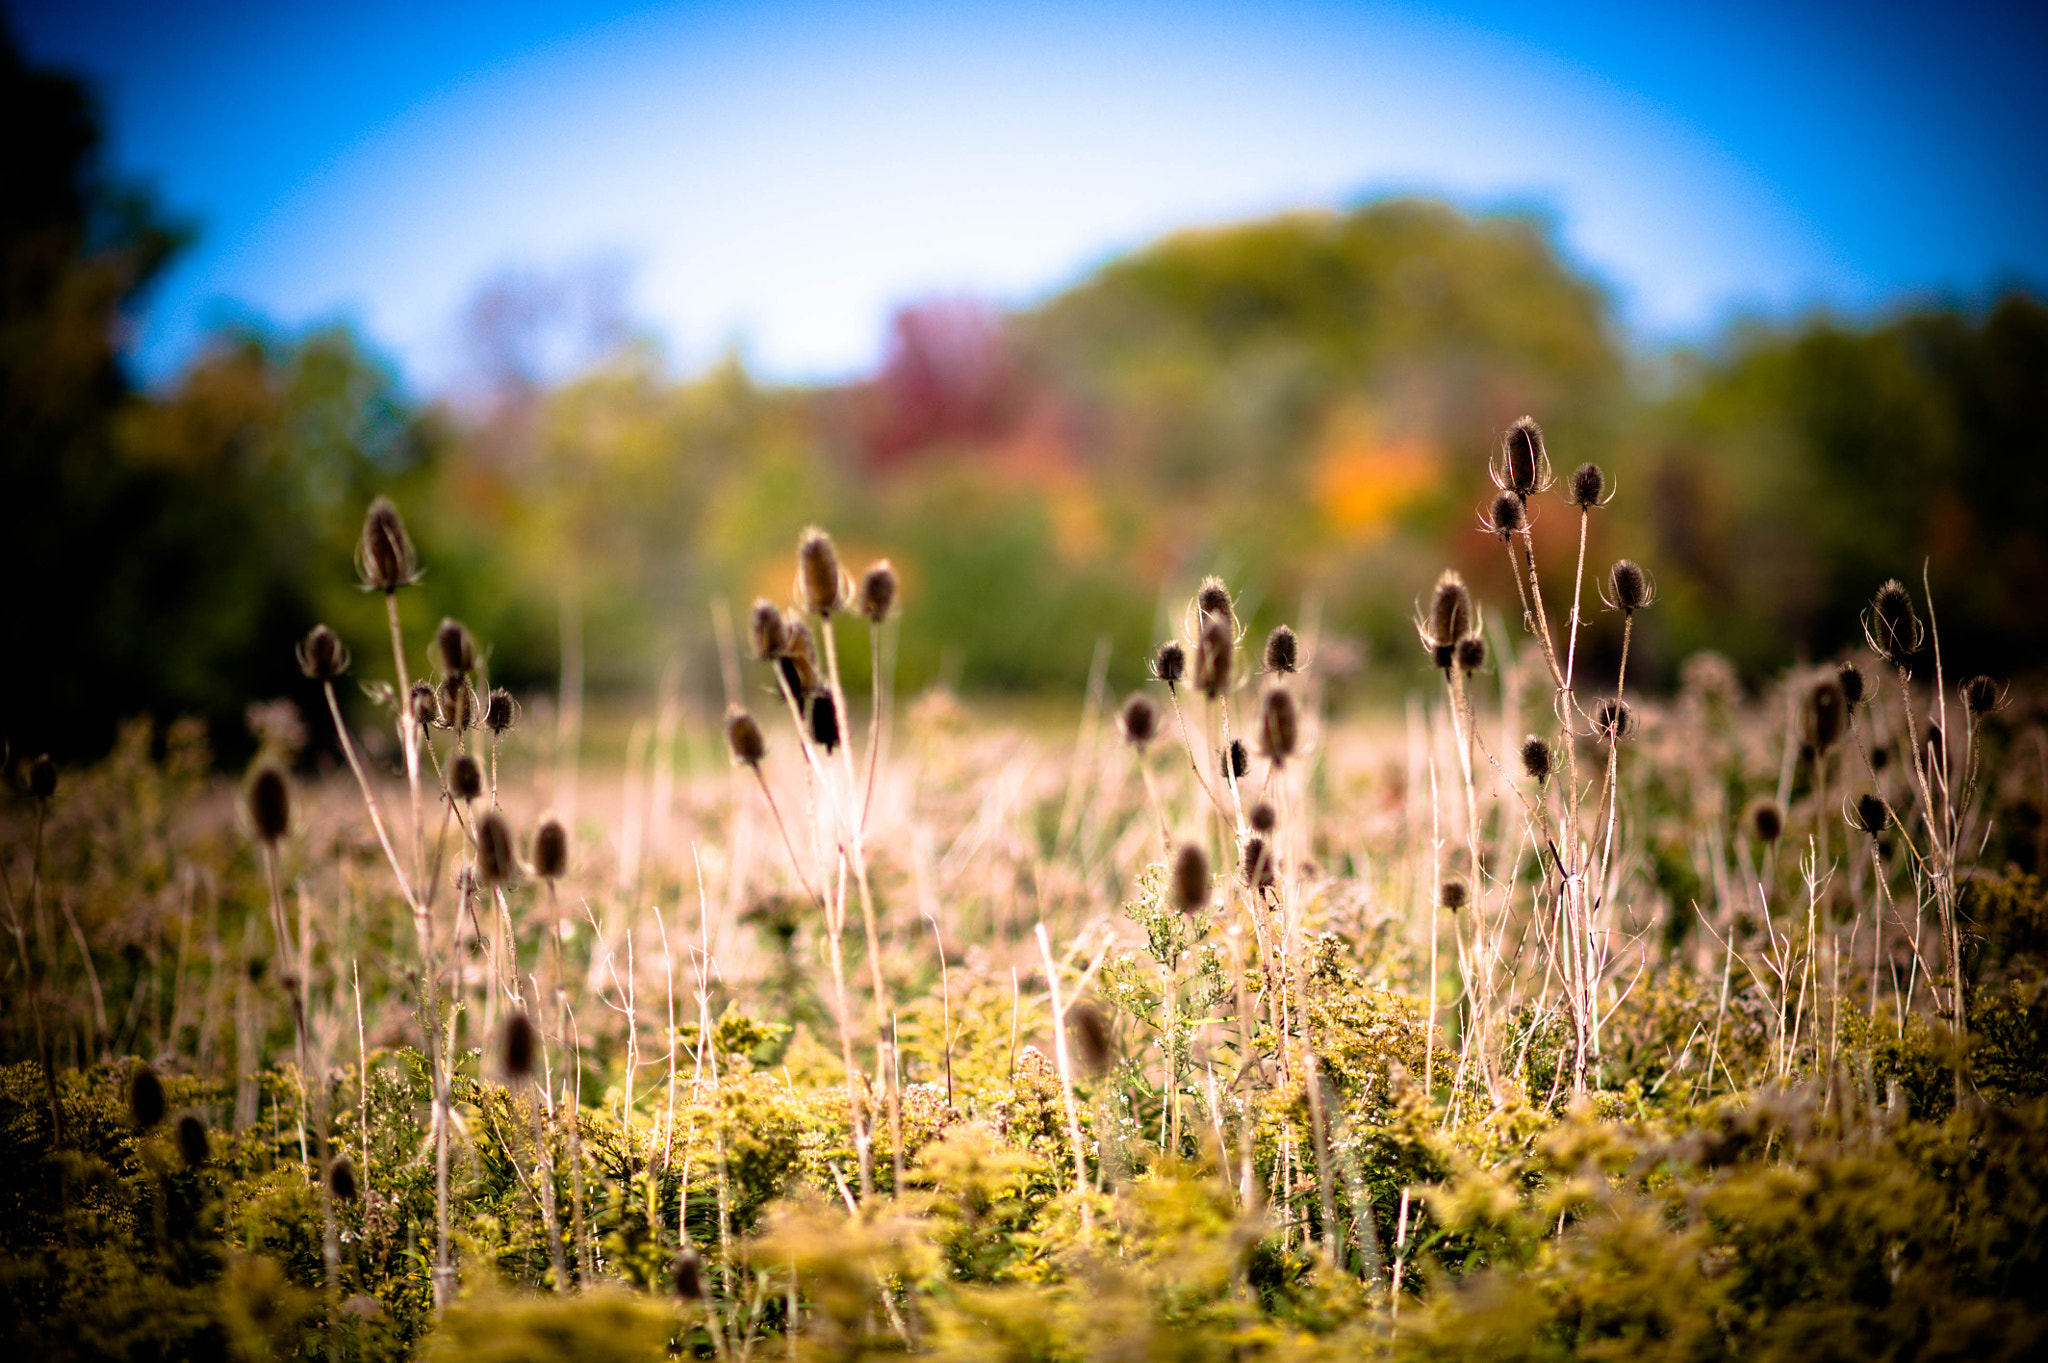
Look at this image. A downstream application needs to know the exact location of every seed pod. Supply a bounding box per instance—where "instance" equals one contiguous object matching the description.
[858,560,898,624]
[1171,843,1209,913]
[434,618,477,677]
[476,811,517,886]
[533,818,568,880]
[484,687,519,734]
[450,754,484,802]
[796,526,848,616]
[1220,738,1249,781]
[1242,836,1276,891]
[1440,876,1469,912]
[1520,735,1553,783]
[1605,559,1654,613]
[501,1010,537,1082]
[807,692,841,752]
[1259,688,1299,766]
[1838,660,1867,707]
[1853,793,1889,837]
[176,1114,210,1167]
[1749,799,1784,843]
[356,496,421,594]
[1593,697,1638,744]
[1419,569,1478,660]
[328,1154,358,1202]
[1960,675,2004,716]
[748,597,788,661]
[1195,576,1235,628]
[437,677,478,732]
[249,765,291,843]
[409,682,439,730]
[1152,641,1186,690]
[1249,800,1277,833]
[130,1065,166,1130]
[1493,416,1551,498]
[1195,618,1234,700]
[1485,489,1527,538]
[28,755,56,801]
[725,707,766,768]
[1567,462,1607,509]
[1068,1000,1112,1076]
[1263,625,1300,674]
[1120,694,1158,749]
[296,624,352,681]
[672,1247,705,1301]
[1456,637,1488,673]
[1804,679,1845,754]
[1864,579,1923,665]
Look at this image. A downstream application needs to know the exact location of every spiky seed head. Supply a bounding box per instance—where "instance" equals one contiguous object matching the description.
[1493,416,1551,498]
[437,677,478,732]
[1961,675,2005,715]
[748,598,788,661]
[176,1114,210,1167]
[1249,800,1277,833]
[1195,617,1234,699]
[1567,462,1607,509]
[249,764,291,843]
[858,560,898,623]
[796,526,848,616]
[1853,793,1889,837]
[1485,489,1528,538]
[501,1009,537,1081]
[484,687,519,734]
[1120,694,1158,749]
[409,682,439,730]
[724,707,766,768]
[1805,679,1845,754]
[1221,738,1249,781]
[1152,641,1187,689]
[1456,637,1488,673]
[1420,569,1479,657]
[1749,799,1784,843]
[807,692,841,752]
[672,1247,705,1301]
[1172,843,1210,913]
[476,811,517,886]
[1195,576,1235,627]
[1242,836,1276,891]
[1440,876,1469,912]
[433,618,476,677]
[450,754,484,802]
[130,1065,166,1130]
[1838,660,1867,707]
[1259,688,1299,765]
[1263,625,1299,674]
[1864,579,1924,665]
[1068,1000,1112,1075]
[1605,559,1653,613]
[1594,697,1638,744]
[28,755,56,801]
[356,496,421,594]
[329,1154,358,1202]
[534,818,568,880]
[1519,735,1553,783]
[296,624,351,681]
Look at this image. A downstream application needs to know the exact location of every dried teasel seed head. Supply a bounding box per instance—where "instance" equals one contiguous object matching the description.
[1493,416,1551,498]
[249,764,291,843]
[1195,617,1234,700]
[476,811,518,886]
[433,617,477,677]
[1852,793,1889,837]
[672,1247,705,1301]
[1195,576,1235,628]
[748,597,788,661]
[437,677,479,732]
[1484,489,1528,538]
[858,560,898,623]
[1259,687,1299,765]
[1171,843,1210,912]
[1837,660,1867,707]
[296,624,351,681]
[1263,624,1300,674]
[1519,735,1553,783]
[533,818,568,880]
[1749,799,1784,843]
[1864,579,1924,665]
[1068,1000,1112,1076]
[328,1154,358,1202]
[1152,641,1187,689]
[1960,675,2005,716]
[28,755,56,801]
[409,682,439,730]
[1804,678,1846,754]
[501,1010,537,1081]
[450,754,484,802]
[1456,637,1488,673]
[484,687,519,734]
[724,706,766,768]
[1604,559,1654,613]
[1593,697,1638,744]
[779,616,821,695]
[1567,461,1608,509]
[1220,738,1249,782]
[1439,876,1469,912]
[130,1064,166,1130]
[1249,800,1277,833]
[807,691,841,752]
[1419,569,1479,658]
[1242,836,1276,891]
[1120,694,1158,749]
[176,1114,210,1167]
[356,495,421,594]
[796,526,849,616]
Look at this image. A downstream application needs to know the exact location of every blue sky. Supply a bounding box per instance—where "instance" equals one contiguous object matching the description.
[14,0,2047,392]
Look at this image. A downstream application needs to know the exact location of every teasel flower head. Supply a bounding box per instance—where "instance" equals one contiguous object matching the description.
[130,1064,166,1130]
[1242,835,1276,891]
[450,754,484,802]
[724,706,766,769]
[1863,579,1924,666]
[1483,489,1529,540]
[1259,687,1299,766]
[1195,576,1235,631]
[672,1248,705,1302]
[1263,624,1300,674]
[1456,636,1488,674]
[1960,675,2006,716]
[1439,876,1469,912]
[28,755,56,801]
[1151,641,1187,691]
[1120,694,1158,750]
[436,676,478,732]
[1837,659,1867,707]
[296,624,351,681]
[858,560,898,624]
[328,1154,358,1202]
[1602,559,1655,613]
[176,1114,210,1167]
[534,818,568,880]
[807,691,841,752]
[1172,843,1210,913]
[1221,738,1249,781]
[409,682,439,730]
[1195,617,1234,700]
[1519,735,1553,784]
[484,687,519,735]
[1417,569,1480,667]
[1249,800,1277,833]
[1851,793,1889,838]
[1069,1000,1113,1076]
[1567,461,1610,510]
[1593,697,1638,745]
[433,617,477,678]
[356,495,421,594]
[796,526,850,616]
[501,1010,537,1082]
[1491,416,1552,499]
[476,811,518,886]
[249,764,291,844]
[1748,798,1784,844]
[748,597,788,661]
[779,616,821,696]
[1804,678,1846,754]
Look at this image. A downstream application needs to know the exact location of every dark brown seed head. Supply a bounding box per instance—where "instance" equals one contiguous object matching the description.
[725,706,766,768]
[450,754,484,802]
[249,765,291,843]
[796,526,847,616]
[484,687,519,734]
[1567,461,1607,509]
[176,1114,210,1167]
[807,692,841,752]
[1961,675,2004,716]
[533,818,568,880]
[1853,793,1889,837]
[858,560,898,624]
[434,618,477,677]
[1152,641,1186,689]
[1456,637,1488,673]
[437,677,478,732]
[1120,694,1158,749]
[1749,799,1784,843]
[1605,559,1653,613]
[1195,617,1234,700]
[1593,697,1638,744]
[296,624,351,681]
[1068,1000,1112,1076]
[1805,679,1845,754]
[672,1247,705,1301]
[1837,660,1867,707]
[1195,576,1235,628]
[1485,489,1528,538]
[501,1010,537,1082]
[409,682,439,730]
[28,755,56,801]
[130,1065,166,1130]
[1864,579,1923,665]
[1519,735,1553,783]
[476,811,517,886]
[748,597,788,661]
[1242,836,1276,891]
[1493,416,1551,498]
[328,1154,358,1202]
[356,496,421,594]
[1221,738,1249,781]
[1259,688,1299,765]
[1172,843,1210,913]
[1440,876,1469,912]
[1263,624,1299,674]
[1249,800,1276,833]
[1420,569,1478,655]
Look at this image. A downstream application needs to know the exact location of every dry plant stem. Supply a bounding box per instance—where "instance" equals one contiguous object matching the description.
[1304,1049,1340,1263]
[1425,759,1442,1096]
[1165,687,1232,824]
[1136,756,1174,857]
[384,593,424,879]
[1034,922,1092,1228]
[862,622,886,831]
[1564,509,1590,688]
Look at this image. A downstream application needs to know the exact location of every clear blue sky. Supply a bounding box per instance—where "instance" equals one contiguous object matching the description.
[13,0,2046,392]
